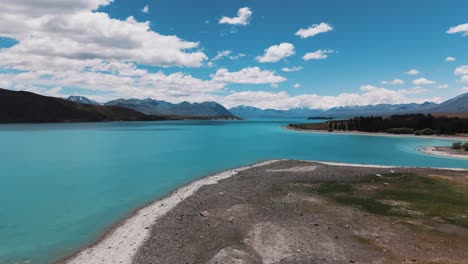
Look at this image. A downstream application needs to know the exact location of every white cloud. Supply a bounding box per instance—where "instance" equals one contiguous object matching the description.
[211,67,286,85]
[455,66,468,83]
[0,1,207,69]
[295,22,333,38]
[381,79,404,85]
[412,78,436,85]
[142,5,149,13]
[229,53,245,60]
[208,50,244,67]
[447,23,468,36]
[256,43,295,63]
[0,60,225,102]
[455,65,468,75]
[405,69,420,75]
[1,0,113,16]
[219,7,252,26]
[445,56,456,62]
[220,85,439,110]
[437,84,449,89]
[293,83,301,88]
[303,49,334,61]
[282,66,303,72]
[458,75,468,83]
[212,50,232,61]
[460,87,468,92]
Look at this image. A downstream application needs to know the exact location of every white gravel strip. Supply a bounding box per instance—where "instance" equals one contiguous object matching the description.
[65,160,280,264]
[266,166,317,172]
[420,147,468,160]
[317,161,468,171]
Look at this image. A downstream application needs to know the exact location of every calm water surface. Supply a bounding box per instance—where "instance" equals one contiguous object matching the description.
[0,119,467,263]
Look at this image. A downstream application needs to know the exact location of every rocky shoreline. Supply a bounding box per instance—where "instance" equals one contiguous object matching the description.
[64,160,468,264]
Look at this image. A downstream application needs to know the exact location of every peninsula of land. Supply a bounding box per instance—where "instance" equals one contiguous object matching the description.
[63,160,468,264]
[421,146,468,160]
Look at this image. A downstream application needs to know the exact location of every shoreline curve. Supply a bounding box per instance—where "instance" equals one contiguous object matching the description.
[62,159,467,264]
[63,160,280,264]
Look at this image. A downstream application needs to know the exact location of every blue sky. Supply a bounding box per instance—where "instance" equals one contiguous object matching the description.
[0,0,467,109]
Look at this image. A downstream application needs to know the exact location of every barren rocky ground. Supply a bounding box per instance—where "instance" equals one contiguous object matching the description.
[133,160,468,264]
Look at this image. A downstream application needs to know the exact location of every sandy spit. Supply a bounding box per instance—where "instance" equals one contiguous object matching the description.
[64,160,280,264]
[284,126,468,141]
[420,147,468,160]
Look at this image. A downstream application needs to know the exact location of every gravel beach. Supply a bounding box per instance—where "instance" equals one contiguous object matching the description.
[65,160,468,264]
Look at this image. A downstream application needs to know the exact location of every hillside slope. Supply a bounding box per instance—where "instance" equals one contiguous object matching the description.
[0,89,169,123]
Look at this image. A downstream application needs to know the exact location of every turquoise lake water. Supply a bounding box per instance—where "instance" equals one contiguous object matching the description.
[0,118,467,264]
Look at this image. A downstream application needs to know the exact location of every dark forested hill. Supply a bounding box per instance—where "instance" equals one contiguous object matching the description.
[0,88,169,123]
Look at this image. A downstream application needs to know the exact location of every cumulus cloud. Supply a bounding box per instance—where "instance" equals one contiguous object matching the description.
[461,87,468,92]
[293,83,301,88]
[437,84,449,89]
[142,5,149,13]
[282,66,303,72]
[207,50,244,67]
[405,69,420,75]
[219,7,252,26]
[1,61,225,102]
[256,43,295,63]
[303,50,334,61]
[381,79,404,85]
[211,67,286,85]
[212,50,232,61]
[219,85,439,110]
[445,56,456,62]
[295,22,333,38]
[0,0,207,68]
[455,65,468,75]
[454,66,468,83]
[458,75,468,83]
[447,23,468,36]
[412,78,436,85]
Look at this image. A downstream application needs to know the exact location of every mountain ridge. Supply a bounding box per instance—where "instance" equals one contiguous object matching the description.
[0,89,170,123]
[66,96,236,118]
[230,94,468,118]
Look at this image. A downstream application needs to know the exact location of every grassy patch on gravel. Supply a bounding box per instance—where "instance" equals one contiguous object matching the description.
[311,173,468,228]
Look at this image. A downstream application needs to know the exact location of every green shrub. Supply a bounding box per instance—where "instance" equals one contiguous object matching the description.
[386,127,415,134]
[452,141,462,149]
[463,142,468,151]
[414,128,435,136]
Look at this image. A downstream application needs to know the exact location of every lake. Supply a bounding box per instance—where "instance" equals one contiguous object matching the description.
[0,119,467,263]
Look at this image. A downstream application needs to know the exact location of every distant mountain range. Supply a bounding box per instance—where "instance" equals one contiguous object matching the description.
[230,94,468,118]
[0,89,170,123]
[3,88,466,124]
[66,97,236,118]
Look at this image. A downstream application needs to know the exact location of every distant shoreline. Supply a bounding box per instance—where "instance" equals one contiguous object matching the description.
[284,126,468,141]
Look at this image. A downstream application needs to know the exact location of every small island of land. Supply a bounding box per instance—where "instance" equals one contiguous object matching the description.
[64,160,468,264]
